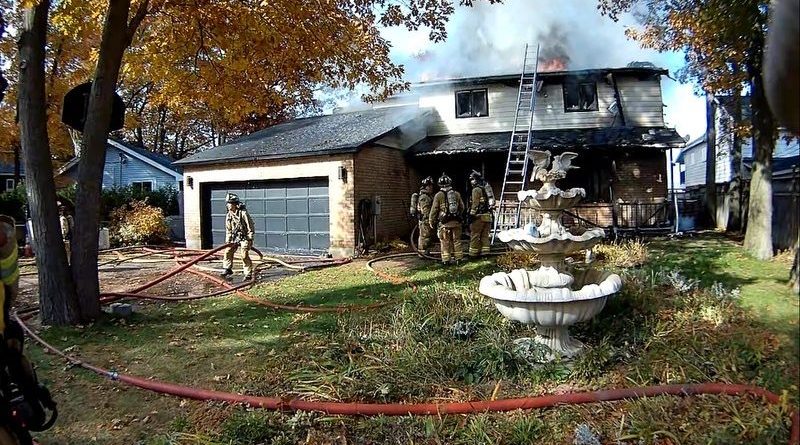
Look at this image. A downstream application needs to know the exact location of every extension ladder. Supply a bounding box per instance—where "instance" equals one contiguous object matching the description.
[492,43,540,242]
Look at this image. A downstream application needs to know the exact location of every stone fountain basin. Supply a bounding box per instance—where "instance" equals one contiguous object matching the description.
[497,227,605,255]
[517,187,586,211]
[478,268,622,326]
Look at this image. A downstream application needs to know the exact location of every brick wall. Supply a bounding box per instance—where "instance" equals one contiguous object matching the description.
[182,154,355,257]
[354,146,415,244]
[612,150,668,202]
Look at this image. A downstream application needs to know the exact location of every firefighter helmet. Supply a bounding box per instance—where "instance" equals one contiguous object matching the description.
[437,174,452,187]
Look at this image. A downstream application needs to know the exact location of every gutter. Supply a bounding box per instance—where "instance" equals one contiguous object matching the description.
[174,146,361,168]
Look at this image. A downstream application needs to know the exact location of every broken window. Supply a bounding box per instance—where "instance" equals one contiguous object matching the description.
[455,89,489,118]
[563,79,598,112]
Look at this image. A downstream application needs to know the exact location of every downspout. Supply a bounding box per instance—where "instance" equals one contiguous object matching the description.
[669,148,680,233]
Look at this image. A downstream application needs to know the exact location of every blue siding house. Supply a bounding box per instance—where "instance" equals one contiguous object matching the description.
[58,139,183,191]
[0,162,24,193]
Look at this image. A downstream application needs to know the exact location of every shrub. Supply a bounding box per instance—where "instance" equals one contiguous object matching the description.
[594,239,648,268]
[496,251,540,271]
[0,185,27,222]
[109,200,169,246]
[101,185,179,221]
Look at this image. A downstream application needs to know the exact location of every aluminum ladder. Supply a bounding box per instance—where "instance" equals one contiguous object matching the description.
[492,43,540,242]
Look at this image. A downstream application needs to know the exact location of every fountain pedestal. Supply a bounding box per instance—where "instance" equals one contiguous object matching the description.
[479,151,622,361]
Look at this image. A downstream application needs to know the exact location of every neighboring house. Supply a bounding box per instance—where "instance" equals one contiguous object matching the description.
[176,65,685,257]
[0,162,24,193]
[57,139,184,191]
[675,96,799,189]
[674,95,799,247]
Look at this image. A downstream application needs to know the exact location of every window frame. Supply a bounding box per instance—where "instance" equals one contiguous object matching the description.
[5,179,15,191]
[454,88,489,119]
[131,181,154,193]
[562,80,599,113]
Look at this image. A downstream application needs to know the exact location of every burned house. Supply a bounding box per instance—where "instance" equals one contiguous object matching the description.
[176,66,684,257]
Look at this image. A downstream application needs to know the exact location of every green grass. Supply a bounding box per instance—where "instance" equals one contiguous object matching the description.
[25,235,798,444]
[647,234,799,350]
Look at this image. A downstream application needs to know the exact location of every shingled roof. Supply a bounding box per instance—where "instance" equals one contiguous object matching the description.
[175,106,423,166]
[410,127,686,156]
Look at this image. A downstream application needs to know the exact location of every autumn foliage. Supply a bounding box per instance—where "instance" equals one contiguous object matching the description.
[109,200,169,246]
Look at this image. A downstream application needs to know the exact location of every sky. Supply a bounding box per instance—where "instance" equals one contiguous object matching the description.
[375,0,707,142]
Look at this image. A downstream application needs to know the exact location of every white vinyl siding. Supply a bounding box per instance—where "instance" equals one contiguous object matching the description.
[683,144,707,187]
[413,75,665,136]
[615,77,665,127]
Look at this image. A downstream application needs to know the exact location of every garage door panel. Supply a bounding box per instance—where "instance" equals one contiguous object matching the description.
[287,234,309,250]
[211,215,226,229]
[310,234,330,250]
[266,217,286,232]
[266,234,287,249]
[211,189,228,199]
[266,200,286,214]
[309,185,328,196]
[309,197,328,213]
[286,187,308,198]
[309,216,329,232]
[265,188,286,198]
[287,216,309,232]
[246,188,266,199]
[246,200,266,214]
[252,218,267,232]
[286,199,308,214]
[206,178,329,253]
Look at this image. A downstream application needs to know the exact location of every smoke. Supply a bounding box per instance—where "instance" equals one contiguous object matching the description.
[383,0,671,82]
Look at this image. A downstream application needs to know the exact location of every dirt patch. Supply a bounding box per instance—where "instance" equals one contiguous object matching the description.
[13,251,297,312]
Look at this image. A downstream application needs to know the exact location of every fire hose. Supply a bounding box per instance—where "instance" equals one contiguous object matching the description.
[13,246,799,443]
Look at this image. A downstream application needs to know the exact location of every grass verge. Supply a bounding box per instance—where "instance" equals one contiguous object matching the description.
[23,234,798,444]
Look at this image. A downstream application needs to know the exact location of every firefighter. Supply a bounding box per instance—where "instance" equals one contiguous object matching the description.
[467,170,494,258]
[1,216,57,445]
[409,176,435,255]
[220,194,255,280]
[429,174,464,265]
[57,202,73,261]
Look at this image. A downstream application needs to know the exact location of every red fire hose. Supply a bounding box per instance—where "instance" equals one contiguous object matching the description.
[14,315,799,443]
[14,246,799,444]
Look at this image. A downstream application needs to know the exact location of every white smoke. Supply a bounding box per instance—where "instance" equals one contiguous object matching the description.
[383,0,675,81]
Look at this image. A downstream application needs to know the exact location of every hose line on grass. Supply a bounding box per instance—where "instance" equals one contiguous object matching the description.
[12,316,800,444]
[14,246,799,444]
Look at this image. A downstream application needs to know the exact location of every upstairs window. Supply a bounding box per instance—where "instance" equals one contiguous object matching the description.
[455,89,489,118]
[563,80,598,112]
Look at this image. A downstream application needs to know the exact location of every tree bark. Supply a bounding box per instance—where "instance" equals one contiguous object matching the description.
[17,0,81,325]
[71,0,134,321]
[728,75,743,232]
[705,91,717,228]
[743,67,776,260]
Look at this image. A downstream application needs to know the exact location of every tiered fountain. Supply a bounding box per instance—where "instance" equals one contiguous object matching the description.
[479,150,622,361]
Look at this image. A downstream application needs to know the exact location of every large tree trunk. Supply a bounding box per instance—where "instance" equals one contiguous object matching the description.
[743,67,776,260]
[71,0,134,321]
[705,91,717,228]
[728,86,743,232]
[791,233,799,294]
[18,0,81,325]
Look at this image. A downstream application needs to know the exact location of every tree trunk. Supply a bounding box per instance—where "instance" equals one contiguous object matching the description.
[791,232,799,294]
[72,0,134,321]
[743,68,776,260]
[728,76,743,232]
[17,0,81,325]
[705,91,717,228]
[13,143,20,186]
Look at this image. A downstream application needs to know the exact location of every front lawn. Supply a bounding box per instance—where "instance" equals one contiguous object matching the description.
[26,235,798,444]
